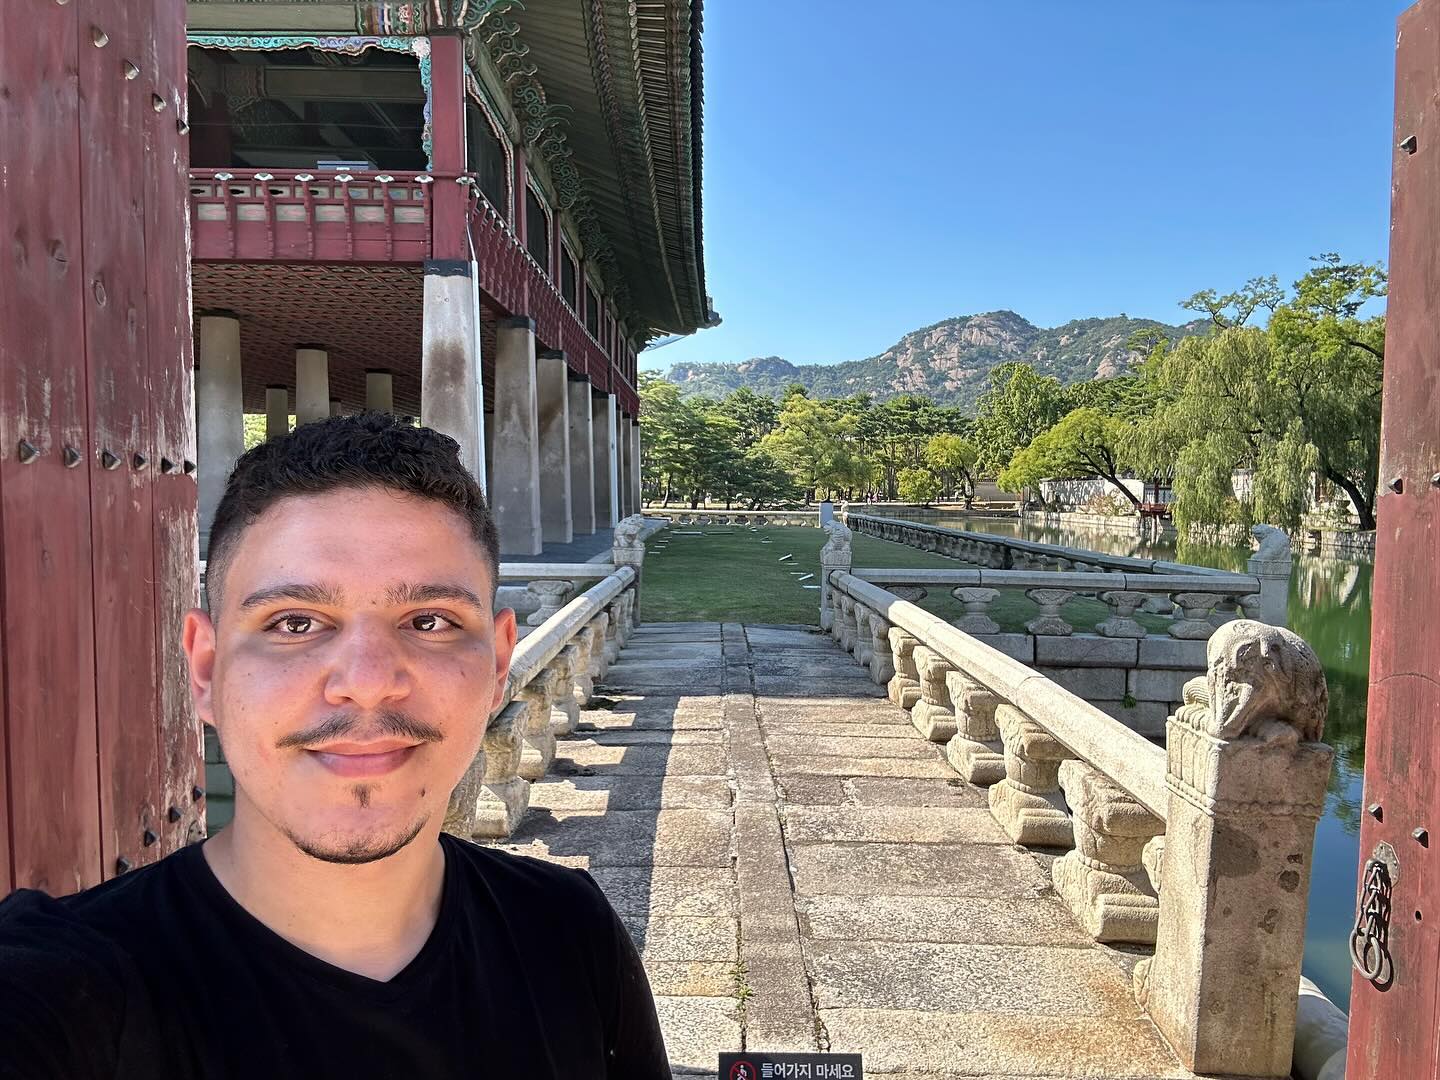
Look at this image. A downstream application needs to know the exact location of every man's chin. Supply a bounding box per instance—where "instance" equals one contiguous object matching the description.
[283,813,430,865]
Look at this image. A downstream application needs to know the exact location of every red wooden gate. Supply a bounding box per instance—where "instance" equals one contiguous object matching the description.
[1345,2,1440,1073]
[0,0,202,896]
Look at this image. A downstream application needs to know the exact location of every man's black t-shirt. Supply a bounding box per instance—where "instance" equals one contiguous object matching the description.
[0,834,670,1079]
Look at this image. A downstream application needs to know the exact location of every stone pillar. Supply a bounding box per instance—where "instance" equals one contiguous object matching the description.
[1247,524,1292,628]
[1052,761,1164,943]
[612,516,646,624]
[492,317,542,556]
[294,346,329,425]
[421,259,485,488]
[988,704,1074,847]
[197,314,244,556]
[568,380,596,534]
[1135,621,1331,1078]
[483,411,495,498]
[629,419,642,513]
[473,700,529,839]
[943,671,1005,785]
[592,393,618,529]
[549,647,583,735]
[264,385,288,440]
[818,520,852,630]
[887,628,923,709]
[536,351,572,544]
[866,615,895,685]
[911,647,958,742]
[366,369,394,414]
[516,669,559,783]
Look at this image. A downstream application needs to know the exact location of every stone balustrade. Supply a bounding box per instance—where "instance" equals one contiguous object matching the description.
[648,508,818,527]
[446,514,650,842]
[827,569,1333,1079]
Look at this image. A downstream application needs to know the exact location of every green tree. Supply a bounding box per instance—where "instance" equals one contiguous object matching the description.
[971,362,1067,473]
[997,407,1142,511]
[758,396,855,501]
[710,387,779,449]
[923,434,979,506]
[1132,256,1385,531]
[896,466,940,505]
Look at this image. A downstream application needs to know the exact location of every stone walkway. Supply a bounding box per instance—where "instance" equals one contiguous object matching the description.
[493,623,1196,1079]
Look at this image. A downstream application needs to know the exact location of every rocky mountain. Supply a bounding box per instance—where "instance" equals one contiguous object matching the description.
[662,311,1207,410]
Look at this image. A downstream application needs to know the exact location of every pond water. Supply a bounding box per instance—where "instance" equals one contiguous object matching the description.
[895,510,1368,1010]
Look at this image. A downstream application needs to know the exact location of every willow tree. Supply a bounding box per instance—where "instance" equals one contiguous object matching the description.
[1130,257,1385,531]
[998,407,1142,511]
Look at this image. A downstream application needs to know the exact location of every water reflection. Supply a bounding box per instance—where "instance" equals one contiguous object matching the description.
[895,510,1368,1009]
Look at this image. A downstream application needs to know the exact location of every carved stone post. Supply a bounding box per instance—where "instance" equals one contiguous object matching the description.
[1097,591,1148,639]
[589,612,612,681]
[836,594,858,654]
[1025,588,1075,636]
[887,628,922,709]
[988,704,1074,847]
[867,615,895,685]
[572,628,597,704]
[443,747,488,838]
[1052,761,1165,943]
[942,671,1004,785]
[474,700,530,838]
[550,647,583,734]
[612,515,646,624]
[604,603,623,663]
[951,587,1000,635]
[1247,524,1292,628]
[819,520,853,631]
[1135,621,1331,1078]
[910,646,957,742]
[525,579,575,626]
[853,606,875,670]
[516,669,559,782]
[1168,593,1222,639]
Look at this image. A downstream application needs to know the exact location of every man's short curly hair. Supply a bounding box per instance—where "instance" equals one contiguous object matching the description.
[205,413,499,613]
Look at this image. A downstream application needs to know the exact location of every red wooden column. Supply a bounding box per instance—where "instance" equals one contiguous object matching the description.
[0,0,200,895]
[429,32,468,260]
[1346,2,1440,1074]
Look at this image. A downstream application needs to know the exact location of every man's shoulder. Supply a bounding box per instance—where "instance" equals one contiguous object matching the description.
[442,835,615,921]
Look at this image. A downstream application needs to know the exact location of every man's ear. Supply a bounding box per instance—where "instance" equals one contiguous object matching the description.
[183,608,219,728]
[489,606,518,715]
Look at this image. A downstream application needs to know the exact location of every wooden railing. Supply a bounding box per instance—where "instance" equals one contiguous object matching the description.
[189,168,434,262]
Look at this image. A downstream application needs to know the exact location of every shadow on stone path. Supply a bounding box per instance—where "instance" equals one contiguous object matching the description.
[491,622,1196,1080]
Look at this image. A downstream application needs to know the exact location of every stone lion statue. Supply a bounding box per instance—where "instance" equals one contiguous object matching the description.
[1250,523,1292,563]
[819,520,852,564]
[1204,619,1327,744]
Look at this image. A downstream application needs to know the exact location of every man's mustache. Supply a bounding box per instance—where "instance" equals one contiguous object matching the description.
[276,709,445,750]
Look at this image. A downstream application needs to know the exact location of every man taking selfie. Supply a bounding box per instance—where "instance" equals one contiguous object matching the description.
[0,414,671,1078]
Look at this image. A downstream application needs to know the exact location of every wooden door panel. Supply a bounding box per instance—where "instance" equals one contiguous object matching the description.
[0,0,102,894]
[1346,3,1440,1075]
[143,0,204,852]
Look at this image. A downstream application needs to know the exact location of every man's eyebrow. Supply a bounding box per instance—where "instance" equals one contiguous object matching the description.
[384,582,488,611]
[238,583,345,611]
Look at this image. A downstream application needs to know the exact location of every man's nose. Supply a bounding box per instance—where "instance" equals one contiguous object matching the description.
[322,622,411,709]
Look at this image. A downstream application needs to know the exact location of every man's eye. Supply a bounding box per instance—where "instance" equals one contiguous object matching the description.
[410,613,457,632]
[264,614,320,635]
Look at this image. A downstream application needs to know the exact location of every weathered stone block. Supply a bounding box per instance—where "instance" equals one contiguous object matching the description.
[971,632,1033,663]
[987,704,1073,848]
[1137,636,1208,670]
[1126,666,1192,703]
[886,627,922,709]
[1033,634,1139,668]
[910,646,957,743]
[1032,665,1126,700]
[1087,699,1170,737]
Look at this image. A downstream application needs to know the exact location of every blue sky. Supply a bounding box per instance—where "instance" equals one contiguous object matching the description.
[645,0,1410,371]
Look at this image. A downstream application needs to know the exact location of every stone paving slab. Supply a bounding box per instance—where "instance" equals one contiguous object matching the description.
[501,808,733,867]
[806,939,1144,1016]
[485,622,1191,1080]
[781,805,1010,845]
[797,893,1092,948]
[528,774,733,811]
[819,1008,1188,1077]
[588,865,738,918]
[788,841,1054,898]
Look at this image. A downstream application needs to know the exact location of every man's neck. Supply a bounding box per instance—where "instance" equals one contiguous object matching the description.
[202,813,447,983]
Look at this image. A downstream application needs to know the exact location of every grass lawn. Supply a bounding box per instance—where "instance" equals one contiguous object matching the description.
[641,527,1165,632]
